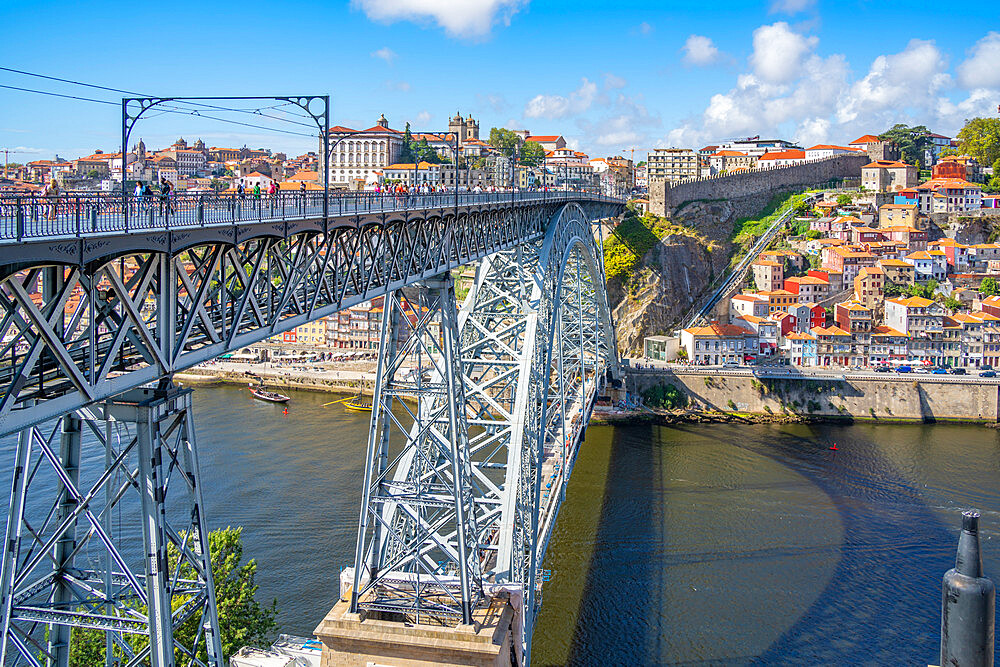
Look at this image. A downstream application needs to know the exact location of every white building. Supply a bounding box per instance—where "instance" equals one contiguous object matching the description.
[804,145,862,160]
[326,114,405,187]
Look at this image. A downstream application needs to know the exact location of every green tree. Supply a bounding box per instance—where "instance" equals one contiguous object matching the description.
[86,169,100,179]
[488,127,521,158]
[944,296,962,312]
[642,382,688,410]
[957,118,1000,167]
[70,527,277,666]
[879,124,932,167]
[982,277,999,296]
[520,140,545,167]
[836,194,852,205]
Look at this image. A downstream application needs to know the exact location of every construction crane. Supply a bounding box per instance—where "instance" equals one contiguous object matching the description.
[1,148,32,180]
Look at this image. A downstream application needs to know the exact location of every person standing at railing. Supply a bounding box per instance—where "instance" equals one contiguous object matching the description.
[44,180,60,221]
[267,180,277,217]
[298,181,306,213]
[159,178,173,216]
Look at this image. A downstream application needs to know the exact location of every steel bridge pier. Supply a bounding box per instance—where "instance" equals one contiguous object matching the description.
[321,202,620,667]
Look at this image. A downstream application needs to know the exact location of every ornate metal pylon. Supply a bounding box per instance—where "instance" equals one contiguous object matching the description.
[0,384,222,667]
[351,272,484,624]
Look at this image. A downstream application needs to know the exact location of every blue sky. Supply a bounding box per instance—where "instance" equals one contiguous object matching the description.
[2,0,999,162]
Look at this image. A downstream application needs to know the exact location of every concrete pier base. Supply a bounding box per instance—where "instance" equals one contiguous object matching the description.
[315,591,517,667]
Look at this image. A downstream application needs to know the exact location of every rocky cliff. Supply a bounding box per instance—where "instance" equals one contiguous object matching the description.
[608,190,797,355]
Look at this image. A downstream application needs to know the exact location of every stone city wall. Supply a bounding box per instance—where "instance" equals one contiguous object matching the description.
[649,153,871,216]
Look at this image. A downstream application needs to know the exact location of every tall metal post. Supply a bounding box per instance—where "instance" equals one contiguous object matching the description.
[135,403,177,665]
[1,386,222,667]
[48,413,81,667]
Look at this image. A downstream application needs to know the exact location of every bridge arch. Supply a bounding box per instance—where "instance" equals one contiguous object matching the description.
[348,202,618,664]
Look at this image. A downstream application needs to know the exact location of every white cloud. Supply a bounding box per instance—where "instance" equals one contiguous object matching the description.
[352,0,527,38]
[575,94,661,150]
[769,0,815,13]
[663,31,995,150]
[637,21,653,35]
[524,78,598,119]
[384,80,412,92]
[682,35,721,66]
[603,73,627,89]
[837,39,948,124]
[371,47,396,64]
[415,110,432,125]
[957,32,1000,90]
[477,93,507,112]
[749,22,818,84]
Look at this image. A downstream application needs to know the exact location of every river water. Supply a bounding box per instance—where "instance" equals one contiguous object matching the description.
[5,384,1000,665]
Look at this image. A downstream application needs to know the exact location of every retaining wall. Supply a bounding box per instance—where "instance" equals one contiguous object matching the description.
[628,369,1000,422]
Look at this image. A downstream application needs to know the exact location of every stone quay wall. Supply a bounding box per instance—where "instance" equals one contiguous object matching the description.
[649,153,871,216]
[628,369,1000,422]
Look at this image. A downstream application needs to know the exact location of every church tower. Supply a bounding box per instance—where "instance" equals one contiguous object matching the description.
[448,111,467,145]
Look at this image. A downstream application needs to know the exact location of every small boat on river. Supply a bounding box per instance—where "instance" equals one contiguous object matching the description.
[249,383,290,404]
[324,393,372,411]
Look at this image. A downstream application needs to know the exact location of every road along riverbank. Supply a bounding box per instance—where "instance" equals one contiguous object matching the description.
[626,368,1000,423]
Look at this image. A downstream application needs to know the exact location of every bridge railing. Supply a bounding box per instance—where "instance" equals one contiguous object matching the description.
[0,190,622,242]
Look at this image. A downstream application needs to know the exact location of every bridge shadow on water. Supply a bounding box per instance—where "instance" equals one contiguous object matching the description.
[562,423,663,665]
[556,421,967,666]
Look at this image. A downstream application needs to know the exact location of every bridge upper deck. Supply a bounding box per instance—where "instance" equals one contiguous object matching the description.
[0,189,619,245]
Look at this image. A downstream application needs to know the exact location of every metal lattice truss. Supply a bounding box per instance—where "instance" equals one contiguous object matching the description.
[0,385,222,667]
[0,203,619,438]
[350,204,618,660]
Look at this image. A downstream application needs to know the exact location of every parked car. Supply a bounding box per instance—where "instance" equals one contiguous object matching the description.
[982,365,993,371]
[980,370,997,378]
[895,365,912,373]
[874,365,892,372]
[931,368,948,374]
[950,368,967,375]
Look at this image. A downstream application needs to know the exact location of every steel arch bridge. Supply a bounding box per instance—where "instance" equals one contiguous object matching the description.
[0,191,623,667]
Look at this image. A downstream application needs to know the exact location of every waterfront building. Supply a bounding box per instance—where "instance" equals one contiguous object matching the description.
[680,322,757,365]
[782,332,817,366]
[731,315,780,356]
[868,325,909,365]
[812,325,852,366]
[835,301,874,367]
[885,296,945,337]
[983,326,1000,368]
